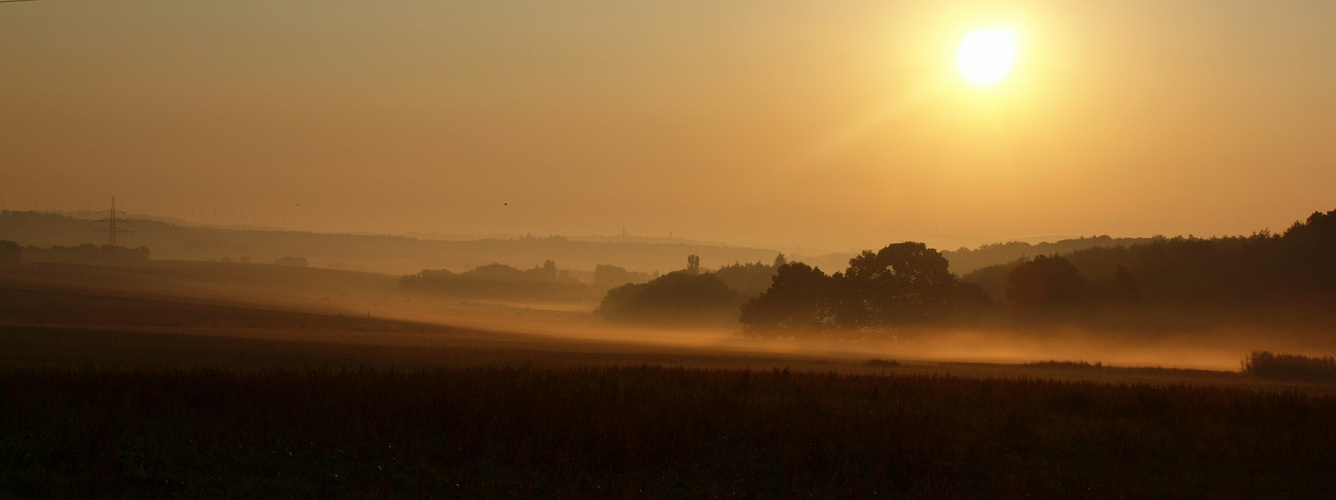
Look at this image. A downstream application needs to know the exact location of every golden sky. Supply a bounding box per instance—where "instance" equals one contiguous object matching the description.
[2,1,1334,251]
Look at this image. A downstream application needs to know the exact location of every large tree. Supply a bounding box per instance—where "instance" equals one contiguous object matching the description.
[741,242,986,334]
[740,263,836,334]
[841,242,968,325]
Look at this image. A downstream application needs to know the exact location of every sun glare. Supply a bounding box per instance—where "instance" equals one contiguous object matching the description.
[956,26,1020,87]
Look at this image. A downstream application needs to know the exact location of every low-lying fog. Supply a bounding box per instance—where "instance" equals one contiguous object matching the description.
[336,292,1326,373]
[4,260,1330,373]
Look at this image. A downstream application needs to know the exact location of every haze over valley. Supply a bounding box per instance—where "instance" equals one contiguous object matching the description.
[4,1,1336,496]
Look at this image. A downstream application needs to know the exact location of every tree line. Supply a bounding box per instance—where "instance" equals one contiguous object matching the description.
[596,255,784,325]
[599,209,1336,336]
[739,243,987,335]
[0,241,150,265]
[401,260,594,301]
[962,209,1336,322]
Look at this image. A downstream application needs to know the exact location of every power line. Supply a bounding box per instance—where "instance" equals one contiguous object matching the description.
[94,196,133,246]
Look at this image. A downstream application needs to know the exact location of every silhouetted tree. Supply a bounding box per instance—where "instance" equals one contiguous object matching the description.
[1103,264,1140,305]
[740,263,836,334]
[593,264,651,290]
[965,210,1336,317]
[536,259,558,280]
[742,242,987,335]
[1281,210,1336,295]
[687,255,701,275]
[1242,350,1336,380]
[773,253,787,267]
[1005,255,1090,313]
[470,263,527,281]
[841,242,968,325]
[401,261,590,300]
[597,270,739,324]
[714,261,778,300]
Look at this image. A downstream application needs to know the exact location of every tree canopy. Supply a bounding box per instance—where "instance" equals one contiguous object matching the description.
[597,270,739,325]
[742,242,987,336]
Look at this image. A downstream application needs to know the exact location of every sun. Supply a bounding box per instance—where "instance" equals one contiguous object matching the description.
[955,26,1020,87]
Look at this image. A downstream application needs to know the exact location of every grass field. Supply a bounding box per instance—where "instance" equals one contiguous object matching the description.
[4,365,1336,498]
[4,261,1336,497]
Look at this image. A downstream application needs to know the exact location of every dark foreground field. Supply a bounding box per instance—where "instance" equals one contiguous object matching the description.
[4,262,1336,497]
[3,366,1336,499]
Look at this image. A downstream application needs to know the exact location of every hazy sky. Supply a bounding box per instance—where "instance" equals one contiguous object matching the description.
[3,1,1334,252]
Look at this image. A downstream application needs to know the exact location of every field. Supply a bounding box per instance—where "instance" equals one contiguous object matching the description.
[7,365,1336,498]
[4,261,1336,497]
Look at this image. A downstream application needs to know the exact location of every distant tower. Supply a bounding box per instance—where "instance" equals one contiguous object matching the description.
[94,196,132,246]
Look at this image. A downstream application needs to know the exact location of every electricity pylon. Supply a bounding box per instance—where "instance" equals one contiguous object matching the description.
[94,196,132,246]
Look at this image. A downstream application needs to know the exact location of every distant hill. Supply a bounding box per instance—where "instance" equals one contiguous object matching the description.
[941,236,1152,275]
[0,211,791,276]
[3,210,1155,278]
[787,236,1154,278]
[959,210,1336,307]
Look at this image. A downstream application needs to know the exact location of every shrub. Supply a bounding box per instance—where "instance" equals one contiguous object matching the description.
[596,271,739,324]
[1242,350,1336,380]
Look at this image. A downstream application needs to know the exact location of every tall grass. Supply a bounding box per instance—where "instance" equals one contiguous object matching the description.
[2,366,1335,498]
[1243,350,1336,380]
